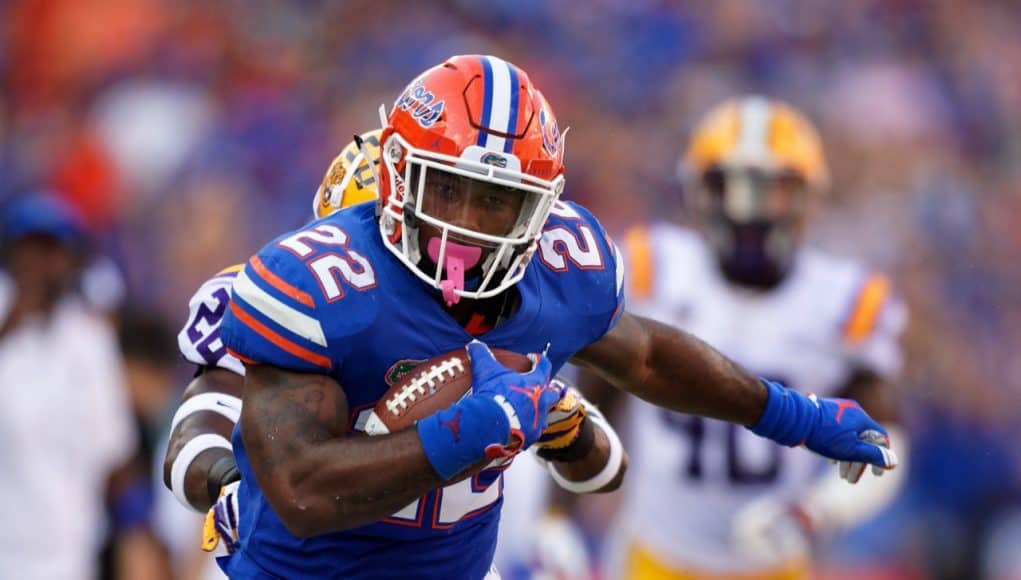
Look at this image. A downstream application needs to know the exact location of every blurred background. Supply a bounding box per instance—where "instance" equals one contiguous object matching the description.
[2,0,1019,578]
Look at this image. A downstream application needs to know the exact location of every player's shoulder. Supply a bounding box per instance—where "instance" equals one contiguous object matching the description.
[223,206,383,370]
[618,221,708,303]
[538,200,620,280]
[177,264,246,374]
[797,247,904,344]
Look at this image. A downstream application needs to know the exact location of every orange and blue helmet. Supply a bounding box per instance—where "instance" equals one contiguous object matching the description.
[376,54,567,302]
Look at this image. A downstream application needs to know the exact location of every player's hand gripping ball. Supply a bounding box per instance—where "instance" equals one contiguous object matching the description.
[364,347,534,435]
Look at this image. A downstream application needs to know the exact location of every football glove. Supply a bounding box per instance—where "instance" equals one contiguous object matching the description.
[418,341,560,480]
[535,382,587,452]
[202,480,240,555]
[750,380,898,479]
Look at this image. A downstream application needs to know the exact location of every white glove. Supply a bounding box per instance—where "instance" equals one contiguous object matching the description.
[833,428,896,483]
[732,495,814,565]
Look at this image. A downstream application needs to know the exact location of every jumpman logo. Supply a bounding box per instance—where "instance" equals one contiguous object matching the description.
[509,384,547,428]
[440,410,462,442]
[835,400,859,423]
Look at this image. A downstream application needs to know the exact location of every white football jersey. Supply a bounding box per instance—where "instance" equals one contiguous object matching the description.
[613,223,905,573]
[177,265,245,375]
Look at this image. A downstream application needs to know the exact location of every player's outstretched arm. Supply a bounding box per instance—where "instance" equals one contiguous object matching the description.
[574,312,766,424]
[163,367,243,512]
[241,364,444,537]
[572,312,897,471]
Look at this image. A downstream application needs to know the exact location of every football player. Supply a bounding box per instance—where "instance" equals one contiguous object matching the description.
[163,129,619,562]
[604,96,908,579]
[215,56,898,579]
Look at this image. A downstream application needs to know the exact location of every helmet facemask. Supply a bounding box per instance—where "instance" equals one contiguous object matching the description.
[379,130,564,305]
[696,164,811,289]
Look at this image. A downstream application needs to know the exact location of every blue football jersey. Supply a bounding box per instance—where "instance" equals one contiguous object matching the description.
[219,200,624,579]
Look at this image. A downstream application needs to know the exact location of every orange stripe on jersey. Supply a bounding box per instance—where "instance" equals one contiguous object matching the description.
[216,264,245,276]
[249,256,315,308]
[226,348,259,366]
[624,226,653,299]
[843,274,891,343]
[229,302,332,370]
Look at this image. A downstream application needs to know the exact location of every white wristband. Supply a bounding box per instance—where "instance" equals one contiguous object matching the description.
[171,434,233,512]
[545,411,624,494]
[170,392,242,434]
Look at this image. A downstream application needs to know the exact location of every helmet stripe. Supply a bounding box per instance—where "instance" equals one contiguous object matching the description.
[477,55,512,152]
[477,56,495,148]
[504,62,519,153]
[735,96,773,162]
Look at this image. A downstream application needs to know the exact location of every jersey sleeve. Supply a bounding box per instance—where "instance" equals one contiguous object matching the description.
[840,273,907,379]
[220,242,335,374]
[177,265,246,375]
[556,201,626,340]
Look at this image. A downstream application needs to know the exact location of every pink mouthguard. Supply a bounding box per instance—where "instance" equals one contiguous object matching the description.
[427,237,482,306]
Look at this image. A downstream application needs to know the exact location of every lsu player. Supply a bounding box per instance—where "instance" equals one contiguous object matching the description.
[607,96,908,579]
[216,55,898,579]
[163,129,617,563]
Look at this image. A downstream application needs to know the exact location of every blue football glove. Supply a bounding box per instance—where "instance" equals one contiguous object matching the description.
[417,341,560,480]
[467,341,561,449]
[750,380,898,482]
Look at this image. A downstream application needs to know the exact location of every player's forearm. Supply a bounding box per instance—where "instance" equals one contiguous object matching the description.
[163,368,243,511]
[242,365,444,536]
[267,429,445,537]
[575,313,767,426]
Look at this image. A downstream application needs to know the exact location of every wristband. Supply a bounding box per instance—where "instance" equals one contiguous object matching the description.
[417,397,511,480]
[207,455,241,503]
[171,434,232,512]
[170,392,242,434]
[545,411,624,493]
[535,416,595,463]
[748,379,817,446]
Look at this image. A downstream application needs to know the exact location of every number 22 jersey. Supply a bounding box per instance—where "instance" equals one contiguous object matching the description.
[218,201,624,579]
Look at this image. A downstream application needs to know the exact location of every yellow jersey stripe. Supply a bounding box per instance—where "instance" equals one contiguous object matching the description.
[843,274,891,343]
[624,226,654,300]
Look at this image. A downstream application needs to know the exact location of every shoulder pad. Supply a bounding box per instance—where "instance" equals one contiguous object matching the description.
[220,219,382,373]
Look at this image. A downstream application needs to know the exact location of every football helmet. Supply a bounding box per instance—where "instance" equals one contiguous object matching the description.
[681,96,828,288]
[312,129,383,220]
[377,55,566,305]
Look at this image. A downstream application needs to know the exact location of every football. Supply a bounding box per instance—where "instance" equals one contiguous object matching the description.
[363,348,533,435]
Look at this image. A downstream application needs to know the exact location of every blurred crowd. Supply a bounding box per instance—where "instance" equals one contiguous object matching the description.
[2,0,1020,578]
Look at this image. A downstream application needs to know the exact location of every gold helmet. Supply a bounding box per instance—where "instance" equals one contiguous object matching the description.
[312,129,383,220]
[681,97,828,288]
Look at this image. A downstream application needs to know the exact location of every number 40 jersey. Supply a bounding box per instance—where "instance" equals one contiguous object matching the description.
[217,201,624,579]
[614,223,905,574]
